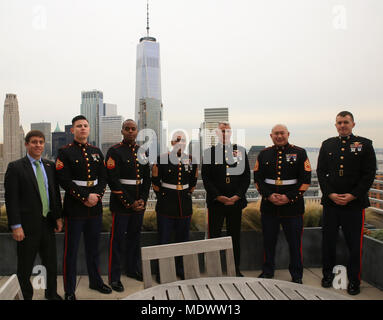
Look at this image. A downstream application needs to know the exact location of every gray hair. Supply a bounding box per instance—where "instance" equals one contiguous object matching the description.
[271,124,288,133]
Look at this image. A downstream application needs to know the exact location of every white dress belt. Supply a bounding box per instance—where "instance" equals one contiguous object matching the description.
[119,179,143,185]
[264,178,297,186]
[72,179,98,187]
[161,182,189,190]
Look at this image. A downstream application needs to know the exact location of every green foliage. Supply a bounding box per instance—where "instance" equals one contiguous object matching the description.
[303,202,323,227]
[0,205,9,232]
[369,229,383,242]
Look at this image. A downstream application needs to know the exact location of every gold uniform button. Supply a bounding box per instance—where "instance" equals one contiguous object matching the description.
[277,172,281,175]
[340,156,344,160]
[88,175,91,178]
[279,161,282,164]
[340,165,344,168]
[226,173,230,176]
[341,148,345,151]
[279,156,282,159]
[88,169,91,173]
[278,166,281,169]
[342,140,346,144]
[278,151,282,154]
[277,177,281,180]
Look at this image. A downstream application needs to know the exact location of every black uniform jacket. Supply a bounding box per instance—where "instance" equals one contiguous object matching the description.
[105,140,150,215]
[317,134,376,209]
[152,152,198,218]
[55,141,107,218]
[254,143,312,217]
[202,143,250,209]
[4,156,62,233]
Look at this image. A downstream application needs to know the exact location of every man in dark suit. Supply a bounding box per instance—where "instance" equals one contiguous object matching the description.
[4,130,63,300]
[201,122,250,276]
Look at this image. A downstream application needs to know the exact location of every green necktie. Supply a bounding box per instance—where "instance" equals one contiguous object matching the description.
[34,160,49,217]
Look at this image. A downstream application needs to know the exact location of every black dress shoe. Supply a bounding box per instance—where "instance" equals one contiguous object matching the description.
[89,283,112,294]
[292,278,303,284]
[45,292,63,300]
[347,282,360,295]
[176,272,185,280]
[258,272,274,279]
[236,270,244,277]
[64,293,76,300]
[110,281,124,292]
[321,275,334,288]
[126,271,143,281]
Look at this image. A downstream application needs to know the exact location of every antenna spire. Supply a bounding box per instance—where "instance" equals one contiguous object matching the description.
[146,0,150,37]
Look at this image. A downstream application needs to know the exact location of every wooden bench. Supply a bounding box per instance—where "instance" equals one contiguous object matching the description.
[141,236,236,288]
[0,274,23,300]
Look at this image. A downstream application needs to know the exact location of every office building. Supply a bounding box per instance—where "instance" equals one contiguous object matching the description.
[80,90,104,147]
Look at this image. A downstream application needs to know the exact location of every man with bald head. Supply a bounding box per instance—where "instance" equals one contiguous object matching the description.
[152,130,198,280]
[105,119,151,291]
[254,124,311,283]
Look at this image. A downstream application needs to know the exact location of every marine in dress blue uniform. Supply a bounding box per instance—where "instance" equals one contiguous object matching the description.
[55,115,111,300]
[317,111,376,295]
[254,124,311,283]
[105,119,150,291]
[151,132,198,279]
[201,122,250,276]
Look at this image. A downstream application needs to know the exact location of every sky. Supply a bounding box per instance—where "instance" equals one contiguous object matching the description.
[0,0,382,149]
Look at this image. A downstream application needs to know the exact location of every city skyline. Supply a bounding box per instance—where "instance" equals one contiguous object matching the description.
[0,0,382,148]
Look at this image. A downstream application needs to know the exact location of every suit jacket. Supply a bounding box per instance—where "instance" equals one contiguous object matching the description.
[4,156,62,235]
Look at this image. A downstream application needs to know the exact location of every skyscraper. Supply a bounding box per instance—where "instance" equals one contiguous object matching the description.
[135,2,164,155]
[52,123,66,159]
[200,108,229,152]
[99,103,123,155]
[2,94,23,171]
[80,90,104,147]
[31,122,52,158]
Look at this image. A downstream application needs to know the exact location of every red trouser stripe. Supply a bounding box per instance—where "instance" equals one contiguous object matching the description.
[358,209,365,281]
[108,213,116,282]
[63,217,68,292]
[300,215,304,263]
[207,208,210,238]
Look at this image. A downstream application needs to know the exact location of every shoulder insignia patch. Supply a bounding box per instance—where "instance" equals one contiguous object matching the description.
[106,157,116,170]
[253,159,259,172]
[56,158,64,170]
[304,158,312,172]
